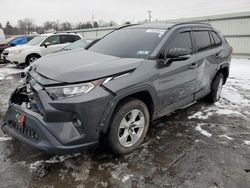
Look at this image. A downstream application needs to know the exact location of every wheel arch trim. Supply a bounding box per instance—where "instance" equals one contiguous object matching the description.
[98,85,159,134]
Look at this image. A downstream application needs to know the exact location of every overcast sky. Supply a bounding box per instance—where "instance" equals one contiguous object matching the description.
[1,0,250,26]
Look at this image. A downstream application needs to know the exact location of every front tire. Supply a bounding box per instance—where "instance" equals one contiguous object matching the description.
[107,99,150,155]
[207,73,224,103]
[26,54,40,66]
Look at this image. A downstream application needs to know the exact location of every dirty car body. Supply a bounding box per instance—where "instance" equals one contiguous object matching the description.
[1,23,232,154]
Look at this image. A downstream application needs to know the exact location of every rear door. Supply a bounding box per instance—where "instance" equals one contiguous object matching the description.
[192,28,226,99]
[158,27,199,114]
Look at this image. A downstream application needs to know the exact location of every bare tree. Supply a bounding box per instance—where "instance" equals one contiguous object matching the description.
[60,22,72,31]
[17,18,35,34]
[43,21,59,32]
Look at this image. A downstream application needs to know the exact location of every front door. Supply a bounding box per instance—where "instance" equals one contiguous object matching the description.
[40,35,67,56]
[158,28,199,114]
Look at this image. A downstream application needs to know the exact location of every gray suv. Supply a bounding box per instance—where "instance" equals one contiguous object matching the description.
[1,23,232,155]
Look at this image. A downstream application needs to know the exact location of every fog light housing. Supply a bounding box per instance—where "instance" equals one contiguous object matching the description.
[72,116,82,128]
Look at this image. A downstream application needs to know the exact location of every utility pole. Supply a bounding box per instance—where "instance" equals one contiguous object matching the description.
[92,14,95,26]
[147,10,152,22]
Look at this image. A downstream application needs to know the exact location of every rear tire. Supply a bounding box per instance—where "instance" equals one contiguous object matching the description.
[207,73,224,103]
[107,99,150,155]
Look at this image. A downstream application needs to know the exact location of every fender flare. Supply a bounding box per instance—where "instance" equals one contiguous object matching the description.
[98,84,159,134]
[210,62,230,86]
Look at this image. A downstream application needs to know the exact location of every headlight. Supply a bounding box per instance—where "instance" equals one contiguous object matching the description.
[10,49,23,55]
[46,79,102,100]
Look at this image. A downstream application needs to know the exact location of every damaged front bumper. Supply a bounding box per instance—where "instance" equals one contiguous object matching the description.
[1,105,98,154]
[1,73,113,154]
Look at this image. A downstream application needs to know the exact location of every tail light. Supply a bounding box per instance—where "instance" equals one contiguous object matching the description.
[229,47,233,55]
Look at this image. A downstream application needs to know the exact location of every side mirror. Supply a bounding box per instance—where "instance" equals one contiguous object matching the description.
[167,48,191,60]
[10,43,16,47]
[44,42,50,48]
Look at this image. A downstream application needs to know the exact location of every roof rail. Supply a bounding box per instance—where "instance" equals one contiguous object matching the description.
[53,31,78,34]
[115,24,140,30]
[169,21,211,28]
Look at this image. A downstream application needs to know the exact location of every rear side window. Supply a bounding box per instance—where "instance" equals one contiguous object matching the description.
[60,35,80,44]
[193,31,211,52]
[166,32,193,54]
[210,31,222,47]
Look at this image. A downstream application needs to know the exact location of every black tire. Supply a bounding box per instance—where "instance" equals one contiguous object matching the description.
[107,99,150,155]
[207,73,224,103]
[25,54,40,66]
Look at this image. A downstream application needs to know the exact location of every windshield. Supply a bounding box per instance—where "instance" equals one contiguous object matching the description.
[88,28,166,58]
[27,35,47,46]
[64,39,94,50]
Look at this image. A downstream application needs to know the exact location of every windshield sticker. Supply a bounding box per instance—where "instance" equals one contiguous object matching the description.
[137,50,149,55]
[146,29,166,37]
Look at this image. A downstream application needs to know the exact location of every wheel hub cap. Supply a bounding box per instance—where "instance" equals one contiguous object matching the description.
[118,109,145,147]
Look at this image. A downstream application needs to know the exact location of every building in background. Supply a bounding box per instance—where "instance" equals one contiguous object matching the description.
[168,11,250,59]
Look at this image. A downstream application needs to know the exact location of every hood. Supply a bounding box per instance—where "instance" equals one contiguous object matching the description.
[5,44,32,52]
[33,49,143,83]
[0,44,10,52]
[0,43,8,46]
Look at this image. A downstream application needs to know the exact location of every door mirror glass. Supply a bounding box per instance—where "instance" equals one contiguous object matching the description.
[44,42,50,48]
[167,47,190,59]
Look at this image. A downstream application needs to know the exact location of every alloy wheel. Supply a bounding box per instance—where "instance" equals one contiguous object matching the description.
[118,109,145,147]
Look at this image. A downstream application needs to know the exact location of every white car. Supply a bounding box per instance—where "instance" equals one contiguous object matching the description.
[2,33,81,67]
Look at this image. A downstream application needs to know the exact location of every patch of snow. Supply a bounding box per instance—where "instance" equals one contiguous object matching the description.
[230,59,250,80]
[0,137,12,141]
[44,153,81,164]
[243,140,250,145]
[29,160,43,170]
[188,111,213,120]
[0,65,22,80]
[215,109,245,117]
[219,135,234,140]
[195,124,212,137]
[221,87,249,105]
[29,153,81,171]
[122,174,134,182]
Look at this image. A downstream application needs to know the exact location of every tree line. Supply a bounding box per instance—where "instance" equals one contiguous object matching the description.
[0,18,126,35]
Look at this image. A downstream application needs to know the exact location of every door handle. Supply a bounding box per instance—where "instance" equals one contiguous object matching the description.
[190,63,198,69]
[215,51,222,58]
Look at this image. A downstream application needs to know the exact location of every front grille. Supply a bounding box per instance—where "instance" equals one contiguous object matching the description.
[9,121,39,140]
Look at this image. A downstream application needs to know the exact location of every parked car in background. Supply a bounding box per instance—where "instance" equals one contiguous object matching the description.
[1,33,81,67]
[1,23,232,155]
[0,35,37,63]
[60,38,97,52]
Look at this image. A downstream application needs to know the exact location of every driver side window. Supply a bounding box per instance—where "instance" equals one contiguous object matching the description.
[43,35,60,46]
[165,31,193,55]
